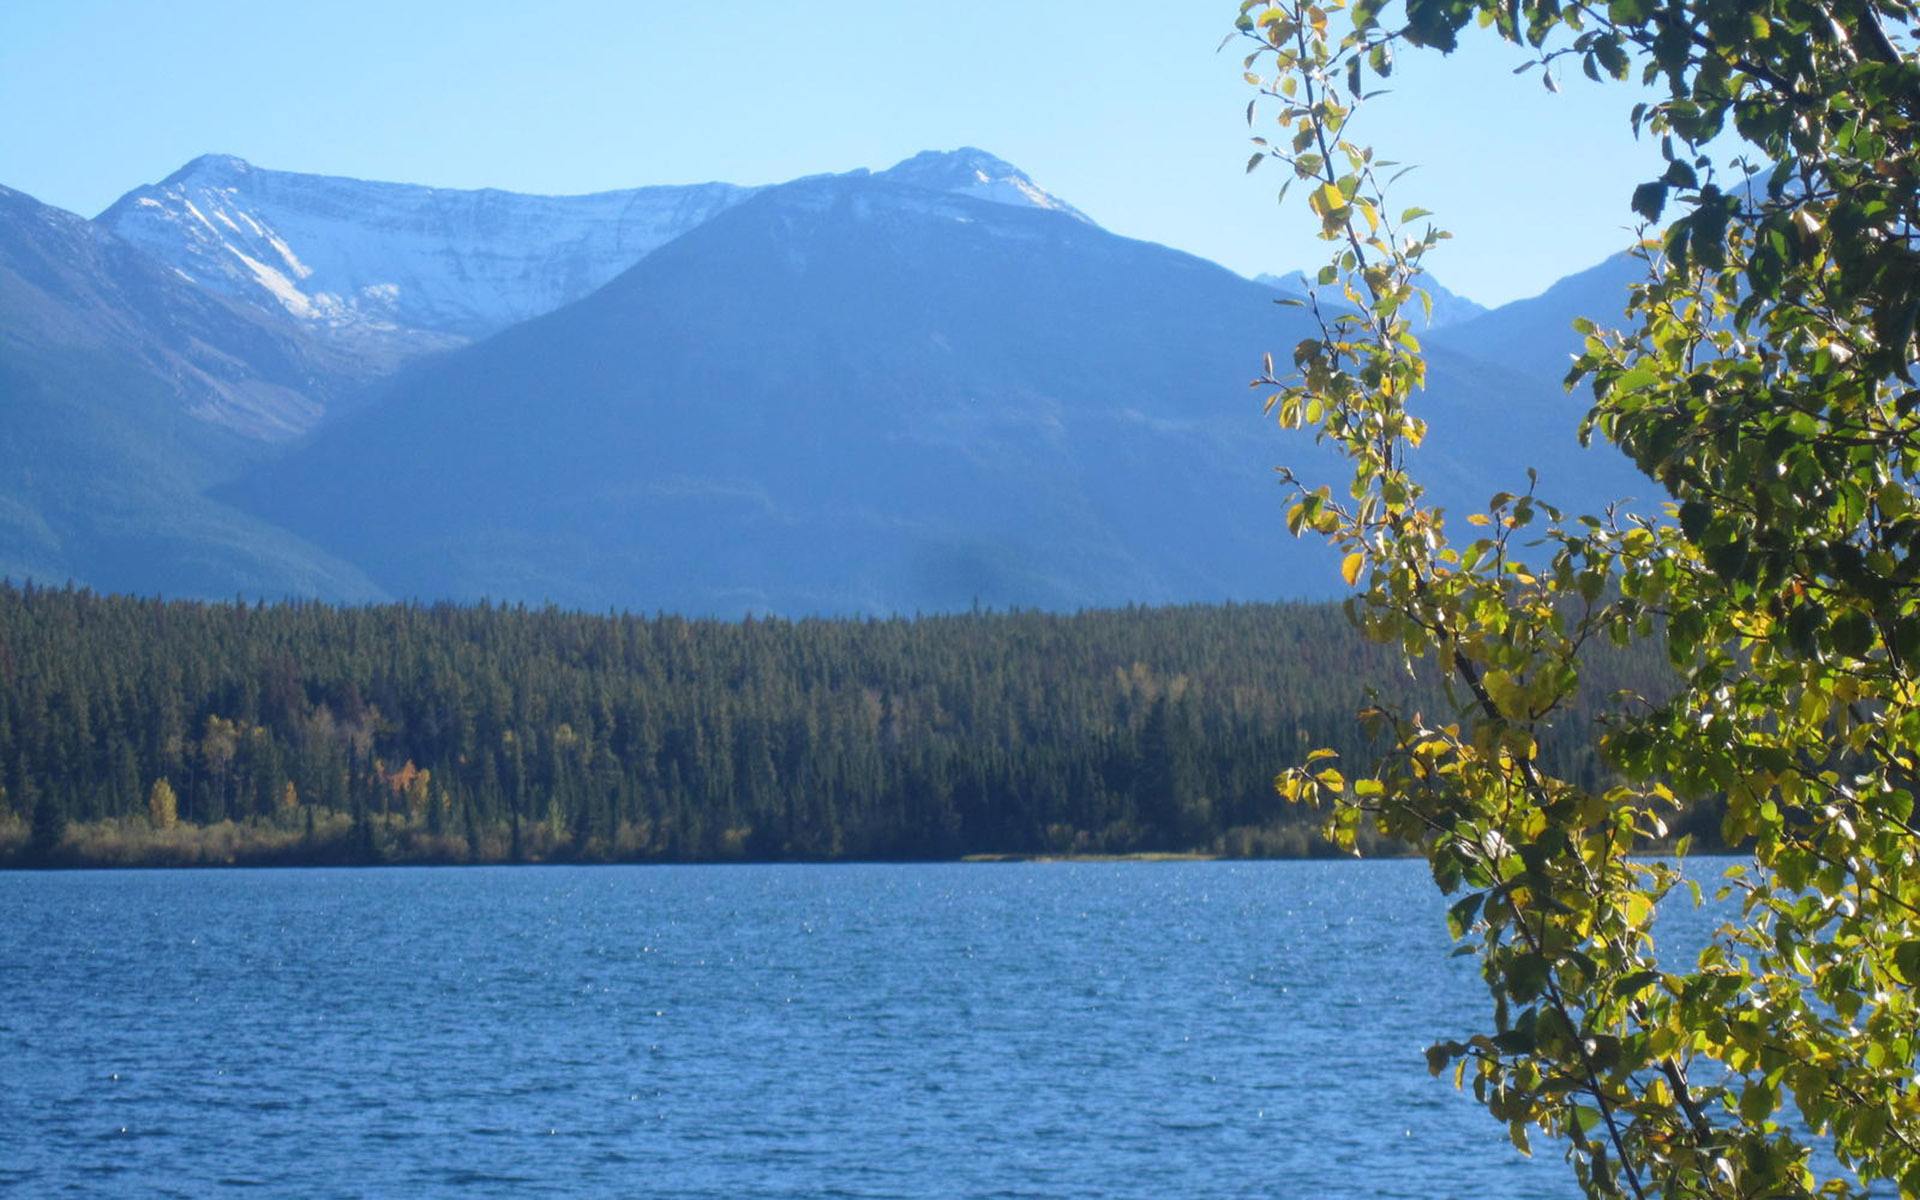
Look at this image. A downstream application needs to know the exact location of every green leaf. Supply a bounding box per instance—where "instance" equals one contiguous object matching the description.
[1506,953,1551,1002]
[1447,892,1485,938]
[1631,180,1669,222]
[1894,941,1920,985]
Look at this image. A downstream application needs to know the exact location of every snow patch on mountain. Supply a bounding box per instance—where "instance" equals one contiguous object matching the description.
[0,181,346,444]
[97,155,758,346]
[877,149,1095,225]
[95,149,1097,357]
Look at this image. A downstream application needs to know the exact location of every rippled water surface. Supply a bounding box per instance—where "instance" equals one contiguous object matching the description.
[1,861,1585,1198]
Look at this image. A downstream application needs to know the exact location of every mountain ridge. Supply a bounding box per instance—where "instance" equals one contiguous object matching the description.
[0,146,1655,611]
[1253,268,1488,329]
[219,168,1319,614]
[97,154,755,351]
[93,148,1094,357]
[219,166,1644,615]
[0,182,386,599]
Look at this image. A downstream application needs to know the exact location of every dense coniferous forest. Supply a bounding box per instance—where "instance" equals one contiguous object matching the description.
[0,583,1673,867]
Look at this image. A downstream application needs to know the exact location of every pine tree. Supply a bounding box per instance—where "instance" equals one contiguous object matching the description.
[147,778,178,829]
[27,776,61,861]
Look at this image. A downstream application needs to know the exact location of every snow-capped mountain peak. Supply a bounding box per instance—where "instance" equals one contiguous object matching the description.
[161,153,253,184]
[97,157,757,349]
[877,148,1094,225]
[91,149,1093,359]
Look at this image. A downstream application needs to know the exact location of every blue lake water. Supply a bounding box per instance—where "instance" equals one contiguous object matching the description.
[1,860,1598,1198]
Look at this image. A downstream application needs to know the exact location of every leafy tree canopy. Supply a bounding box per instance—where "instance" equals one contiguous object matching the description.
[1238,0,1919,1193]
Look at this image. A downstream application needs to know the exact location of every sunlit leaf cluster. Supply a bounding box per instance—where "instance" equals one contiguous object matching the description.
[1238,0,1920,1192]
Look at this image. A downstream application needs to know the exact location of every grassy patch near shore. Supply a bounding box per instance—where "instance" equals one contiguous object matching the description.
[961,851,1221,863]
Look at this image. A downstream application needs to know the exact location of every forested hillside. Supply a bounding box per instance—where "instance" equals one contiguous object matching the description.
[0,584,1672,867]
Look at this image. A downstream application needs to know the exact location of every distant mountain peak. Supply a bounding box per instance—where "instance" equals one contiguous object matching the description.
[1254,268,1487,329]
[878,148,1093,225]
[162,153,254,185]
[98,157,755,346]
[885,146,1021,179]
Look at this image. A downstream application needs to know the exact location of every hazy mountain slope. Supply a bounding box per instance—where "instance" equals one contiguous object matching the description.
[1255,269,1487,329]
[1418,249,1672,519]
[225,167,1646,615]
[0,184,386,599]
[1432,251,1642,381]
[0,183,358,441]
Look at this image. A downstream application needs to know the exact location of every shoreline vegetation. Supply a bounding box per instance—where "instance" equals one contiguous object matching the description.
[0,583,1684,871]
[0,799,1379,871]
[0,808,1249,869]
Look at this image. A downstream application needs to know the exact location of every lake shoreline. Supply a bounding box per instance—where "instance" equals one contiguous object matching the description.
[0,847,1365,872]
[0,816,1376,872]
[0,806,1712,871]
[0,812,1718,872]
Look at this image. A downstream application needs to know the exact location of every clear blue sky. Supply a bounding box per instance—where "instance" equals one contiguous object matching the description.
[0,0,1665,306]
